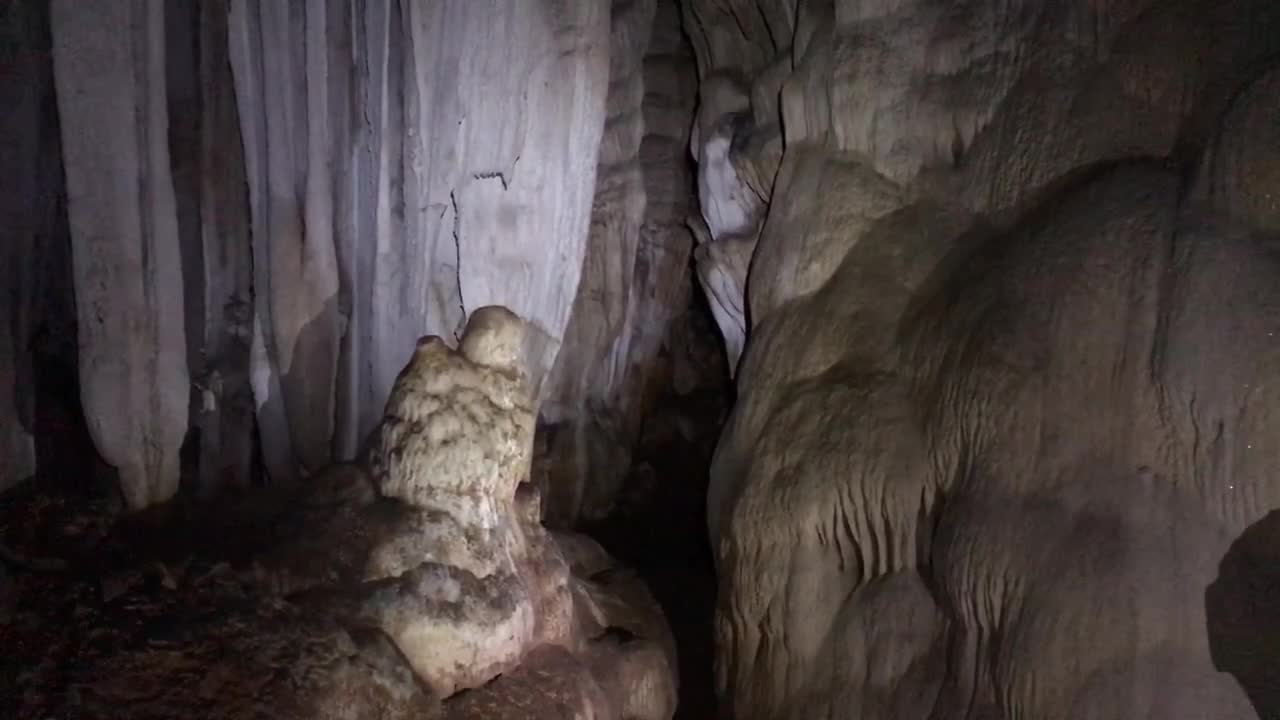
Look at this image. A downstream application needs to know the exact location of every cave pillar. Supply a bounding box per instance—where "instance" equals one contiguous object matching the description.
[539,0,705,525]
[620,0,702,414]
[49,0,190,508]
[191,0,257,493]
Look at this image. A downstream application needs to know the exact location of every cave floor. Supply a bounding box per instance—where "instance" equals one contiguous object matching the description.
[0,404,726,720]
[0,475,316,718]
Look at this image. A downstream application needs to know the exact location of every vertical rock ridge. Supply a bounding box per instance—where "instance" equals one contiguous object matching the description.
[49,0,190,508]
[32,0,611,502]
[541,0,702,526]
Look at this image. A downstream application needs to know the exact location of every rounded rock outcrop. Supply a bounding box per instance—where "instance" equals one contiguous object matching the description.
[354,306,676,716]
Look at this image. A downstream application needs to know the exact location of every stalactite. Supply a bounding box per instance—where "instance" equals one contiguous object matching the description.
[38,0,610,498]
[227,0,344,480]
[49,0,190,508]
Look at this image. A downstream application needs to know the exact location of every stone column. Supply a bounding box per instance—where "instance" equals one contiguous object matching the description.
[50,0,190,508]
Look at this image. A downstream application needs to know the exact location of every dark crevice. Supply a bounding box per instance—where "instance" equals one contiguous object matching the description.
[1208,509,1280,716]
[576,272,732,719]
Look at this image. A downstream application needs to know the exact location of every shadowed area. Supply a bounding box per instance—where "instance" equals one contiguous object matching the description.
[1208,509,1280,715]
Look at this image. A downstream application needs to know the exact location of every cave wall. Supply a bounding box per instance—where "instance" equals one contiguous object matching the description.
[10,0,706,521]
[539,0,702,526]
[36,0,611,506]
[680,1,1280,718]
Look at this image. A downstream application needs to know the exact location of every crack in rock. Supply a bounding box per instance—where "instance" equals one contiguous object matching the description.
[450,190,466,343]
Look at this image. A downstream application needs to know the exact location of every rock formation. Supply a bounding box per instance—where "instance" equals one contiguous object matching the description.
[353,306,676,713]
[49,0,191,509]
[683,1,1280,718]
[14,0,713,536]
[360,306,551,694]
[539,0,705,526]
[3,306,676,720]
[225,0,611,478]
[12,0,1280,717]
[34,0,610,507]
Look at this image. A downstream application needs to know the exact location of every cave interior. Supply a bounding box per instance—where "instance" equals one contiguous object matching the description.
[3,1,1280,719]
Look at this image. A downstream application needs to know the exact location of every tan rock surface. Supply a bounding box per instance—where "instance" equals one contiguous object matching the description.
[682,2,1280,718]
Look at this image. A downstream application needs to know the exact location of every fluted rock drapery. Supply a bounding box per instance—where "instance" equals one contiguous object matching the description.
[49,0,190,509]
[227,0,610,477]
[536,0,656,524]
[183,0,257,495]
[226,0,346,480]
[539,0,701,525]
[38,0,609,503]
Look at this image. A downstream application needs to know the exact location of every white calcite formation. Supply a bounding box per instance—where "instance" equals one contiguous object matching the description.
[29,0,701,529]
[49,0,190,508]
[359,306,675,717]
[227,0,610,478]
[37,0,610,505]
[371,309,535,532]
